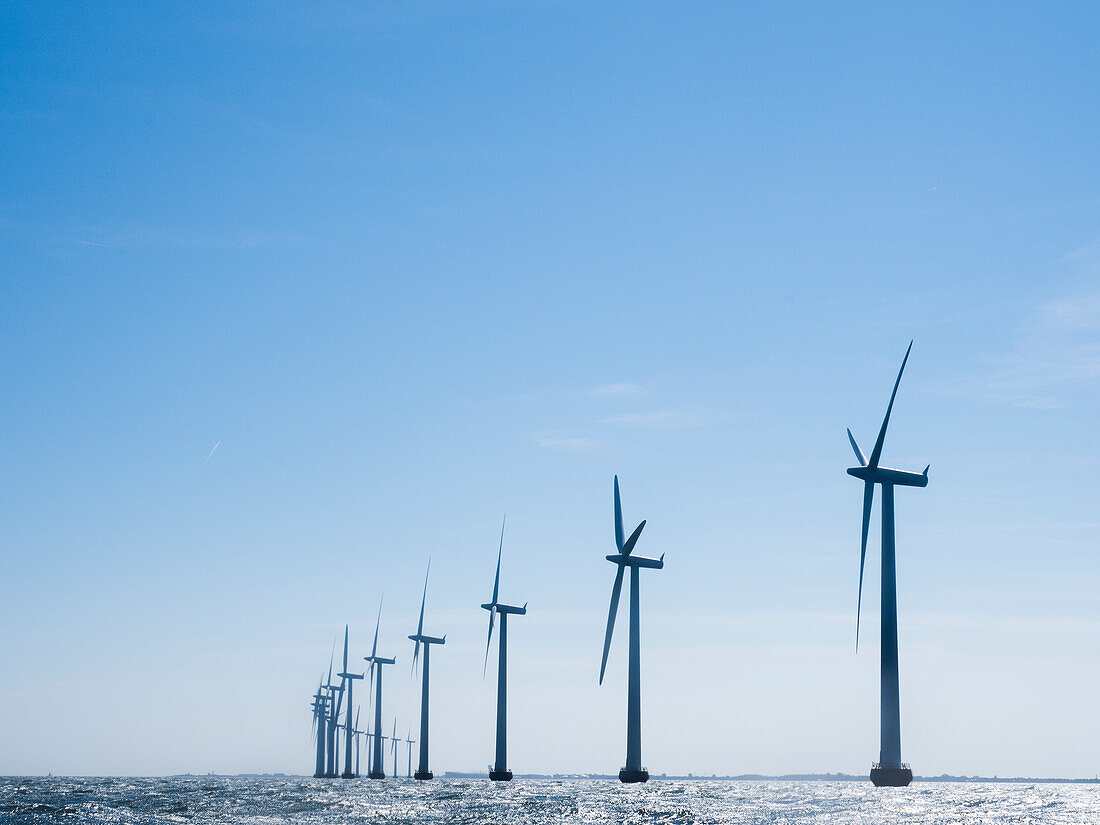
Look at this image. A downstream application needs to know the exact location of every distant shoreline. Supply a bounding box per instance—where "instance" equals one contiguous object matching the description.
[8,773,1098,785]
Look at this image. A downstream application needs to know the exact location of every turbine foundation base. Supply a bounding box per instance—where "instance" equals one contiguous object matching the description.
[340,772,355,779]
[489,770,513,781]
[414,771,433,781]
[619,768,649,784]
[368,772,385,780]
[870,765,912,787]
[313,772,325,779]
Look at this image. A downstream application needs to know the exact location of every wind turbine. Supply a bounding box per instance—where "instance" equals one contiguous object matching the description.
[311,682,327,778]
[409,561,445,780]
[376,725,388,774]
[481,517,526,781]
[409,563,446,783]
[328,685,344,779]
[390,719,399,777]
[324,651,344,778]
[363,728,376,776]
[846,340,928,787]
[363,599,396,779]
[404,726,415,778]
[599,475,664,783]
[352,706,363,777]
[338,626,365,779]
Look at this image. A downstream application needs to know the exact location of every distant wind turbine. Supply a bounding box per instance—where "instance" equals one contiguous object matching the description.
[408,561,445,780]
[481,517,526,781]
[324,650,343,777]
[846,340,928,787]
[337,626,365,779]
[352,707,362,777]
[310,682,327,778]
[404,726,415,778]
[599,476,664,783]
[390,719,399,777]
[363,599,395,779]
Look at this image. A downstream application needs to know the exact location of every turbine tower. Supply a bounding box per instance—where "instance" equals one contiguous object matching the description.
[481,517,527,781]
[599,475,664,783]
[310,683,327,778]
[404,726,415,778]
[352,707,362,777]
[338,626,365,779]
[846,340,928,787]
[390,719,399,777]
[363,599,396,779]
[327,682,344,778]
[408,561,445,780]
[324,653,344,778]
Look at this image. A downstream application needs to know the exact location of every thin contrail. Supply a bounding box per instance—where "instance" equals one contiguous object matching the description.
[76,240,120,249]
[204,441,221,463]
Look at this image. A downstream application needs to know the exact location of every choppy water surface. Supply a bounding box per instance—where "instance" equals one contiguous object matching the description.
[2,777,1098,824]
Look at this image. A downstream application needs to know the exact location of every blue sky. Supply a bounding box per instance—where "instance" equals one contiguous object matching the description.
[1,1,1099,777]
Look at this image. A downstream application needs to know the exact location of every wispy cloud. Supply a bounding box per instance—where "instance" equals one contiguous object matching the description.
[601,411,704,429]
[982,284,1100,409]
[532,435,607,454]
[1058,242,1100,264]
[589,382,642,397]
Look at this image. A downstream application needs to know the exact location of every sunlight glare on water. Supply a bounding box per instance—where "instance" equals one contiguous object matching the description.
[2,777,1098,824]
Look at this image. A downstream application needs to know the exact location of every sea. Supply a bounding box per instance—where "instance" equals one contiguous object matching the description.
[2,776,1098,824]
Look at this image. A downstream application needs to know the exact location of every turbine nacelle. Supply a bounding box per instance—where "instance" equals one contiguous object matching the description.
[481,602,527,615]
[364,655,397,666]
[846,465,929,487]
[407,633,446,645]
[605,553,664,569]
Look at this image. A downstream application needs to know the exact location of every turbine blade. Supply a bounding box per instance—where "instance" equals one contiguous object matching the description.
[412,639,420,676]
[613,476,624,551]
[599,565,625,685]
[371,598,382,660]
[483,608,496,677]
[492,516,504,604]
[416,561,429,638]
[327,642,334,686]
[856,480,874,650]
[847,428,866,466]
[867,340,913,469]
[621,520,646,556]
[342,625,349,674]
